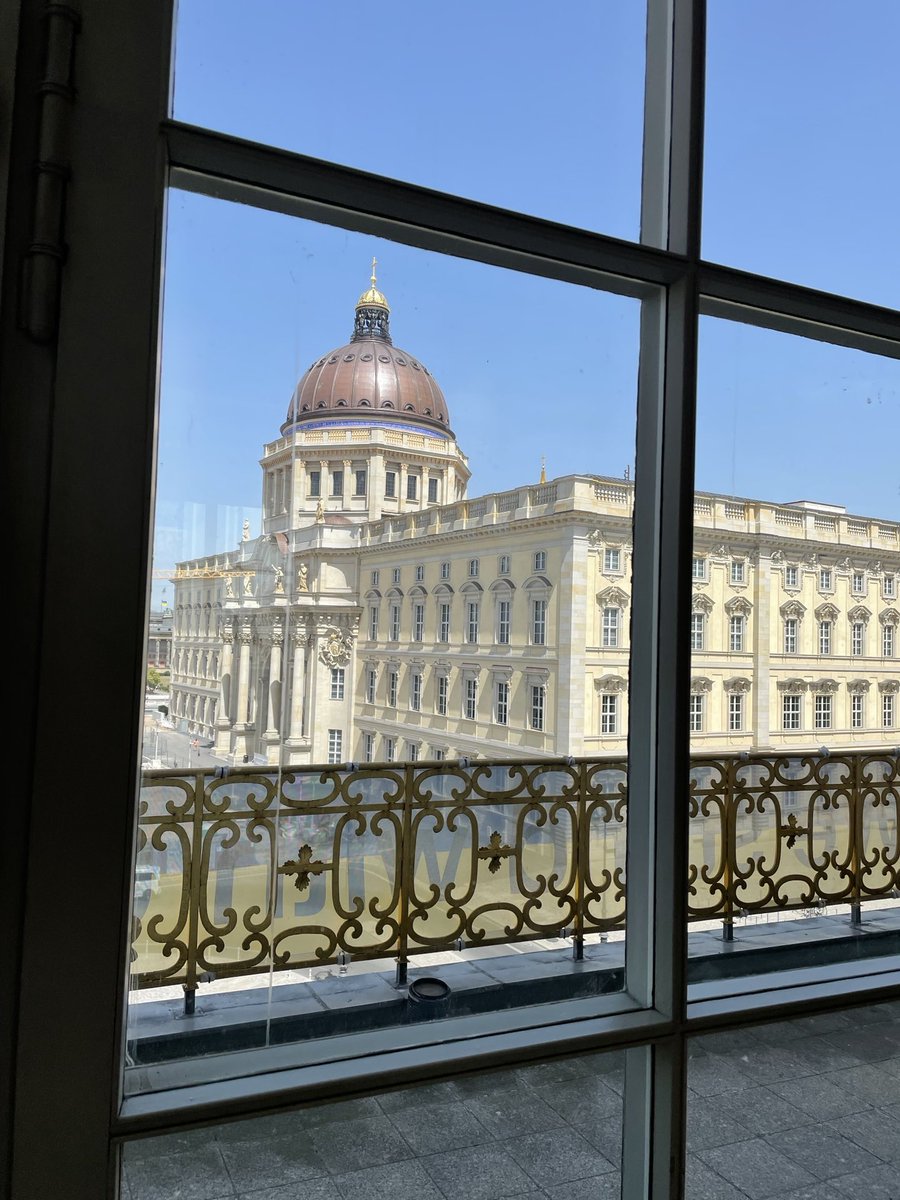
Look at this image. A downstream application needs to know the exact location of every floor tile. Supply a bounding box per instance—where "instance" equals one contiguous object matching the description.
[533,1076,622,1125]
[311,1115,414,1174]
[545,1175,621,1200]
[764,1123,881,1181]
[821,1026,900,1064]
[766,1075,871,1122]
[697,1137,815,1199]
[420,1143,535,1200]
[574,1115,621,1167]
[503,1128,615,1189]
[829,1106,900,1161]
[219,1134,329,1193]
[333,1159,444,1200]
[828,1162,900,1199]
[236,1180,340,1200]
[685,1155,752,1200]
[463,1091,568,1139]
[687,1095,753,1152]
[377,1082,461,1113]
[125,1145,236,1200]
[687,1052,756,1097]
[720,1087,817,1137]
[824,1063,900,1107]
[387,1102,492,1155]
[765,1187,846,1200]
[125,1127,219,1163]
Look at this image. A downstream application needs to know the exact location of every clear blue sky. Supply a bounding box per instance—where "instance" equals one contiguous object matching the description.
[154,2,900,598]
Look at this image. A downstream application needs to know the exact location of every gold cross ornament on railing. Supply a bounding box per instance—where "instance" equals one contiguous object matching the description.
[278,844,330,893]
[477,830,516,874]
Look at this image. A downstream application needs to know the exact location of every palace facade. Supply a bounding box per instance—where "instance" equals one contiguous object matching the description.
[168,279,900,764]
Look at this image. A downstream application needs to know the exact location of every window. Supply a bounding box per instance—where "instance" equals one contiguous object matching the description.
[406,473,418,500]
[498,554,510,575]
[363,732,374,762]
[383,736,395,763]
[819,620,832,655]
[432,747,445,762]
[412,602,425,642]
[464,677,477,721]
[783,618,797,654]
[604,548,621,573]
[691,557,706,580]
[728,693,744,732]
[819,568,833,591]
[784,565,798,588]
[468,558,479,577]
[440,561,450,580]
[602,607,619,648]
[410,672,422,711]
[425,477,438,504]
[369,605,379,641]
[389,604,400,641]
[532,598,547,645]
[885,624,896,657]
[814,694,832,729]
[851,622,864,656]
[327,728,343,763]
[690,612,705,651]
[384,470,396,498]
[370,569,380,588]
[530,684,545,731]
[600,693,618,735]
[354,469,366,496]
[885,574,896,598]
[331,469,343,496]
[495,680,509,725]
[309,469,321,497]
[533,550,547,572]
[689,693,704,733]
[884,693,895,729]
[438,601,451,643]
[852,693,864,729]
[330,667,345,700]
[388,670,398,708]
[730,559,744,584]
[436,673,448,716]
[365,668,376,704]
[406,741,419,762]
[415,564,424,582]
[466,601,479,644]
[853,571,866,594]
[782,694,801,730]
[497,598,511,645]
[391,568,401,584]
[729,615,744,652]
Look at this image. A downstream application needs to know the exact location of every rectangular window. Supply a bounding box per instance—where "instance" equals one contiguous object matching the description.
[498,554,510,575]
[885,624,895,657]
[464,677,477,721]
[884,693,895,729]
[330,667,345,700]
[731,559,745,584]
[327,728,343,764]
[406,741,419,762]
[427,477,438,503]
[309,469,321,498]
[440,561,450,580]
[415,564,424,582]
[406,474,418,500]
[432,747,444,762]
[384,471,396,498]
[784,618,797,654]
[819,620,832,655]
[820,568,833,591]
[495,680,509,725]
[600,693,618,735]
[690,612,705,651]
[383,736,395,763]
[410,672,422,711]
[363,732,374,763]
[438,602,450,643]
[815,694,832,729]
[370,569,380,588]
[852,693,864,729]
[785,565,798,588]
[852,622,864,656]
[604,548,621,572]
[729,615,744,652]
[468,558,479,577]
[530,684,545,731]
[853,571,866,594]
[365,668,376,704]
[466,601,479,644]
[392,567,401,584]
[389,604,400,641]
[436,673,448,716]
[602,607,619,648]
[689,693,704,733]
[782,694,801,730]
[388,670,398,708]
[369,605,379,640]
[728,693,744,732]
[532,598,547,645]
[885,574,896,598]
[354,469,366,496]
[533,550,547,572]
[691,557,706,580]
[331,469,343,496]
[497,599,510,645]
[413,603,425,642]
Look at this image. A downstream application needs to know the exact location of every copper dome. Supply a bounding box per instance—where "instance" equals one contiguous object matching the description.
[281,280,451,437]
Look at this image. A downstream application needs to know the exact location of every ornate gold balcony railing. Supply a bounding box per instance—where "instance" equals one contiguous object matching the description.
[132,750,900,1009]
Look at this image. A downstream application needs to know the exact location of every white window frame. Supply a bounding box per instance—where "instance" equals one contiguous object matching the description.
[388,670,398,708]
[389,603,400,641]
[330,667,345,700]
[436,673,449,716]
[369,604,379,641]
[533,550,547,572]
[468,558,479,578]
[383,736,395,763]
[728,693,744,732]
[885,574,896,598]
[820,568,833,591]
[814,694,832,729]
[366,667,377,704]
[498,554,511,575]
[530,683,545,731]
[464,677,477,721]
[440,561,451,580]
[819,620,832,655]
[495,679,509,725]
[466,600,479,644]
[885,624,896,657]
[363,732,375,762]
[851,622,864,656]
[782,694,801,730]
[427,477,439,503]
[532,597,547,646]
[438,601,451,643]
[410,671,422,711]
[691,556,706,580]
[600,693,618,735]
[391,567,401,585]
[884,693,896,729]
[602,606,620,648]
[853,571,865,594]
[729,614,744,652]
[783,617,797,654]
[327,728,343,763]
[412,602,425,642]
[690,611,705,652]
[852,693,864,729]
[415,564,424,582]
[730,559,744,584]
[688,693,703,733]
[496,598,511,645]
[784,564,799,588]
[604,547,621,573]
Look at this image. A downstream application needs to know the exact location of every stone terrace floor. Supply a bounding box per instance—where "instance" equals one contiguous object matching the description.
[123,999,900,1200]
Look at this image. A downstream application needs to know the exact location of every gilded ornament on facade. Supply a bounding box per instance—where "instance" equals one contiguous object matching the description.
[318,625,352,667]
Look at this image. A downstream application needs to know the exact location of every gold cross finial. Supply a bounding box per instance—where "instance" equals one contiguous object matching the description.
[371,256,377,288]
[539,455,547,485]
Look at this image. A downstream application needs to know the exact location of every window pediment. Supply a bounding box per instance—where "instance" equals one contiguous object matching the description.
[690,676,713,694]
[880,608,900,627]
[777,678,808,694]
[814,603,839,622]
[433,582,454,595]
[723,676,751,694]
[812,678,839,694]
[598,585,628,609]
[595,673,627,693]
[524,574,552,591]
[489,578,516,593]
[848,605,871,623]
[692,592,714,615]
[847,679,871,694]
[879,679,900,694]
[460,580,484,595]
[780,599,806,618]
[725,596,752,617]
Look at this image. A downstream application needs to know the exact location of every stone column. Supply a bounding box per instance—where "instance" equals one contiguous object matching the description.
[398,462,406,512]
[234,620,253,726]
[286,619,310,749]
[342,458,351,508]
[214,622,235,754]
[264,621,284,762]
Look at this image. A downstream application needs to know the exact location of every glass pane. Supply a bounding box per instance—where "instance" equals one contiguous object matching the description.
[121,1050,625,1199]
[687,1001,900,1198]
[126,190,642,1093]
[704,2,900,306]
[689,315,900,988]
[172,1,646,239]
